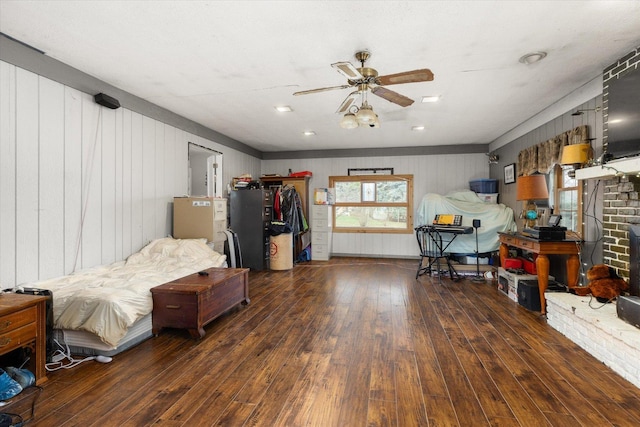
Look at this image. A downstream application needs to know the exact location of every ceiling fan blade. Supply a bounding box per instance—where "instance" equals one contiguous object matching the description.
[293,85,351,96]
[371,86,414,107]
[336,91,359,114]
[331,61,364,80]
[376,69,434,86]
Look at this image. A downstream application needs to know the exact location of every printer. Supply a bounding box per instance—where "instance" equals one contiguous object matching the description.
[522,214,566,240]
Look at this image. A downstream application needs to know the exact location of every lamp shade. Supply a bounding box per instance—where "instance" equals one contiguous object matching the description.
[356,105,376,124]
[340,113,358,129]
[516,174,549,201]
[561,143,591,165]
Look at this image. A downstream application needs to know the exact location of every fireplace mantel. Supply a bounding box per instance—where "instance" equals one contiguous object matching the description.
[576,157,640,180]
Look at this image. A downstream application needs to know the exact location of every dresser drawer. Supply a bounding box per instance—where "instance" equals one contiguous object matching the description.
[0,323,37,354]
[0,306,36,334]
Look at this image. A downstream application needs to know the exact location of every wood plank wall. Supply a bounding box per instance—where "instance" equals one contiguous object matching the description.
[262,154,491,258]
[0,60,261,288]
[492,95,604,280]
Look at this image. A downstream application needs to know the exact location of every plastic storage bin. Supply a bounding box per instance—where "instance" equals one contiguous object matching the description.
[470,179,498,193]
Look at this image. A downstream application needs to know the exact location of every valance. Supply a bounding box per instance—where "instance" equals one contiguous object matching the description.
[517,125,588,176]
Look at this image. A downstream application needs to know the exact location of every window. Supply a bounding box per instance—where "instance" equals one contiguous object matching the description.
[550,165,582,235]
[329,174,413,233]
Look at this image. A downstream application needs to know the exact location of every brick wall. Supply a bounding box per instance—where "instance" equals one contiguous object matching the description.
[602,47,640,280]
[603,176,640,280]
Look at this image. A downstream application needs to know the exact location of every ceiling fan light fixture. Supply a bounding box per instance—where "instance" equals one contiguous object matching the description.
[340,113,359,129]
[303,130,316,136]
[356,105,376,124]
[412,126,425,131]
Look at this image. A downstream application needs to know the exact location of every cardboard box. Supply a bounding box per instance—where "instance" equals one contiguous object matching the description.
[173,197,227,241]
[497,267,554,304]
[477,193,498,203]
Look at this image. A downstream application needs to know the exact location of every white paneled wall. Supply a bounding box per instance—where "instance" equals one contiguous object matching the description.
[262,153,490,258]
[0,60,261,288]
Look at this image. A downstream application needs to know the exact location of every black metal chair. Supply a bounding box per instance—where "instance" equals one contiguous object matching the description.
[415,225,459,282]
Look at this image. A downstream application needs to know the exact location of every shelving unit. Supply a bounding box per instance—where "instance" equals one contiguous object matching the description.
[260,176,311,261]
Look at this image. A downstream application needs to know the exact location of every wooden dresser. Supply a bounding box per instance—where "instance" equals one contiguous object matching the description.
[151,268,250,339]
[0,293,49,385]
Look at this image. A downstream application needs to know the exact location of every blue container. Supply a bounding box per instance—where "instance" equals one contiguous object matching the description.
[470,179,498,193]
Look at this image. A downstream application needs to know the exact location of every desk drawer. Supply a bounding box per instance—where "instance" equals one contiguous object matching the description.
[518,240,535,250]
[0,323,37,354]
[501,235,516,245]
[0,306,36,334]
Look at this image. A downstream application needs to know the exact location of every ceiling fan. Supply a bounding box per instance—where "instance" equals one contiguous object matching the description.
[293,50,434,118]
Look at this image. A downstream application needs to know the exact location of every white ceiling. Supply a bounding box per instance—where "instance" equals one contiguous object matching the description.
[1,1,639,153]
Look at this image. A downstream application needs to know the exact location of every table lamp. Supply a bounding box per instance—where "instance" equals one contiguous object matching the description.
[561,143,592,177]
[516,174,549,228]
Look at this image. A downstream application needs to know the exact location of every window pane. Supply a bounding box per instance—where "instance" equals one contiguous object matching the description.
[335,207,407,229]
[376,181,407,202]
[335,181,361,202]
[562,167,577,188]
[558,189,578,231]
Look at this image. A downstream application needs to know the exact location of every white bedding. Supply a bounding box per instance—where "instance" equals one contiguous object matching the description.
[28,237,227,347]
[415,190,517,254]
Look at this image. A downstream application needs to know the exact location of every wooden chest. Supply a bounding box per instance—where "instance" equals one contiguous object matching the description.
[151,268,249,339]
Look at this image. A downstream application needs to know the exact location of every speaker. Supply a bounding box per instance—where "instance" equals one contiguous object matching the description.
[517,279,541,311]
[473,219,481,228]
[617,296,640,329]
[94,93,120,109]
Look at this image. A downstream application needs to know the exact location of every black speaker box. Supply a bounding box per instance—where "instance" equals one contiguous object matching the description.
[94,93,120,109]
[517,279,564,312]
[617,296,640,329]
[517,279,541,311]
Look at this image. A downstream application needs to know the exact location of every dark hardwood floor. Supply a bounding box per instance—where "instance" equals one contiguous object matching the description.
[14,257,640,426]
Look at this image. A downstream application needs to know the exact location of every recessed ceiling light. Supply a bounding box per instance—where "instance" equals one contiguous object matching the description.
[421,96,440,103]
[275,106,292,112]
[412,126,425,131]
[519,51,547,64]
[303,131,316,136]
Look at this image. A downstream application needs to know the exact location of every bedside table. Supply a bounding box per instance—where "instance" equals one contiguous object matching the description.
[0,293,49,385]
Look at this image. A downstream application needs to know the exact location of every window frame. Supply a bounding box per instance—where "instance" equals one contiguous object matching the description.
[552,164,583,236]
[328,174,413,234]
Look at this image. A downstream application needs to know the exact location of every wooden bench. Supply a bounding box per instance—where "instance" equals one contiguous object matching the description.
[151,267,249,339]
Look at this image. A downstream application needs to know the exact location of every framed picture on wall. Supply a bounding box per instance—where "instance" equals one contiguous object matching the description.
[504,163,516,184]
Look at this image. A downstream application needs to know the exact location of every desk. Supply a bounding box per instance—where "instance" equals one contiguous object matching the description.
[415,225,473,280]
[498,232,580,314]
[0,293,49,385]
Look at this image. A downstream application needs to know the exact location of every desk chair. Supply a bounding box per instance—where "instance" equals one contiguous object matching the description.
[415,225,459,282]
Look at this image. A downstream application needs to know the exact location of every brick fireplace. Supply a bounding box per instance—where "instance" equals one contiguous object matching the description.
[546,47,640,389]
[602,46,640,279]
[603,175,640,281]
